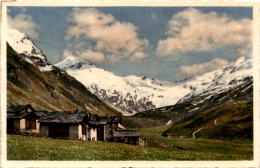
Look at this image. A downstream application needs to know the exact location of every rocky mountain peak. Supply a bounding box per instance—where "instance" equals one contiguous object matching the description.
[7,29,49,67]
[55,56,94,70]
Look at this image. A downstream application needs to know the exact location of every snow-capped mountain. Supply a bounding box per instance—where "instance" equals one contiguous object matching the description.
[133,57,252,128]
[7,29,51,70]
[56,56,189,115]
[178,56,252,103]
[56,54,252,116]
[7,28,252,116]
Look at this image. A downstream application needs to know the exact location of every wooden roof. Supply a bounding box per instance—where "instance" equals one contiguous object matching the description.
[113,130,141,137]
[7,105,122,125]
[39,111,88,124]
[8,111,40,119]
[7,104,35,113]
[7,104,38,119]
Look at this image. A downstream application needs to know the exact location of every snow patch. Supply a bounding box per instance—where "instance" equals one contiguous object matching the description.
[166,120,173,125]
[39,65,53,71]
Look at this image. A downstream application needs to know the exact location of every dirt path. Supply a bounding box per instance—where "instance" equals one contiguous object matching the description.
[192,127,203,138]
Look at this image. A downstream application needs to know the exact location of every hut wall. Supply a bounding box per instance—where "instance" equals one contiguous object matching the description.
[103,125,109,141]
[19,119,26,133]
[78,124,83,139]
[104,123,121,141]
[88,127,97,141]
[138,138,147,146]
[13,119,20,133]
[69,124,79,139]
[69,124,84,139]
[81,124,87,140]
[40,124,49,137]
[128,137,139,145]
[36,119,40,133]
[25,118,40,134]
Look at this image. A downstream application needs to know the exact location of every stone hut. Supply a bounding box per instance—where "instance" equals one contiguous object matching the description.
[7,104,40,134]
[38,111,97,141]
[7,104,143,145]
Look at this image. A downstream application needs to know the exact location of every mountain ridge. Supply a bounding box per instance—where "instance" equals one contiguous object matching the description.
[56,54,252,116]
[7,28,253,118]
[7,29,50,67]
[7,30,120,116]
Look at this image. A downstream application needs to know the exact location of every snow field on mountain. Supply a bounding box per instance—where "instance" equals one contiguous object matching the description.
[65,65,191,109]
[7,28,253,115]
[7,29,46,60]
[58,54,252,115]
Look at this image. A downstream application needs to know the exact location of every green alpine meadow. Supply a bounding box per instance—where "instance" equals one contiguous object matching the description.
[8,126,253,160]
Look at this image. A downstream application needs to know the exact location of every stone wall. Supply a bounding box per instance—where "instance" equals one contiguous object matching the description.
[40,124,49,137]
[104,123,119,141]
[35,119,40,133]
[88,127,97,141]
[78,124,83,139]
[69,124,79,139]
[19,119,26,133]
[69,124,86,140]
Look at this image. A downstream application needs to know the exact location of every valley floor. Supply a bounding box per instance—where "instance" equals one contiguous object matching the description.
[7,125,253,160]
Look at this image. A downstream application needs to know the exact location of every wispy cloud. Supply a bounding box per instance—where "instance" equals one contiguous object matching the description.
[65,8,148,63]
[156,8,252,57]
[180,58,229,79]
[8,13,39,39]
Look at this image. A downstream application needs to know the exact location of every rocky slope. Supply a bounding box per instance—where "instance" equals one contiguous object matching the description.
[7,30,119,116]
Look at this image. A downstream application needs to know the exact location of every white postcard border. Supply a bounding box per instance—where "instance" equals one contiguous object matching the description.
[1,1,259,168]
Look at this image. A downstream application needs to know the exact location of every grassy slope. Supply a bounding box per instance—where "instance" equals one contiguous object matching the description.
[126,77,253,129]
[123,103,194,128]
[164,101,253,140]
[124,100,253,140]
[8,126,253,160]
[7,43,119,116]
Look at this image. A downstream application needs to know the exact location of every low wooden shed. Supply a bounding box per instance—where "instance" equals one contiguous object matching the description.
[113,130,141,145]
[38,111,97,141]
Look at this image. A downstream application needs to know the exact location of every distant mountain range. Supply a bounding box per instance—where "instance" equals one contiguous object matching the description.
[55,53,252,116]
[7,28,252,117]
[7,28,253,140]
[126,54,253,140]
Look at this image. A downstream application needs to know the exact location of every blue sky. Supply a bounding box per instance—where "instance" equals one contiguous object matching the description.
[7,7,252,81]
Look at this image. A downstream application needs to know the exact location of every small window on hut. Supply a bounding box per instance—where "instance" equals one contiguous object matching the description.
[26,118,36,129]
